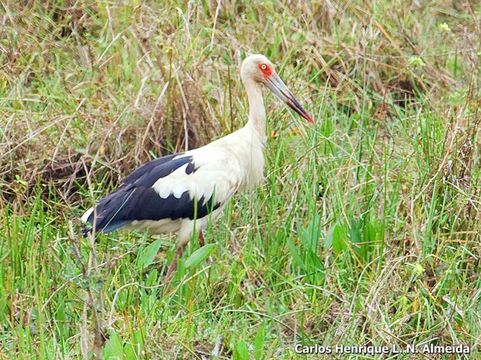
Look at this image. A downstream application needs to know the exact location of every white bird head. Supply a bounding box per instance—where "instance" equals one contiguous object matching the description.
[241,54,314,124]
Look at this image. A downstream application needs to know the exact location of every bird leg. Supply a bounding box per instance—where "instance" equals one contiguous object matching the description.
[198,231,205,247]
[164,243,186,285]
[163,231,205,288]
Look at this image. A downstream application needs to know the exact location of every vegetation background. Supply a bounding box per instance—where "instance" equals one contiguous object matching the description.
[1,0,480,358]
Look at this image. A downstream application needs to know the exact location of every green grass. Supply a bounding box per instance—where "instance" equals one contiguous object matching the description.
[1,1,481,359]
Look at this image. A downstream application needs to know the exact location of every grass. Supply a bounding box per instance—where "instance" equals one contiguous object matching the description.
[1,0,481,359]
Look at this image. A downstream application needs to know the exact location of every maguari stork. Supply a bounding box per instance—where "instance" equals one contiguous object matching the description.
[82,54,313,280]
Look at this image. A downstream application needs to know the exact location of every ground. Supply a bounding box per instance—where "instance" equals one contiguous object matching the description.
[1,1,480,359]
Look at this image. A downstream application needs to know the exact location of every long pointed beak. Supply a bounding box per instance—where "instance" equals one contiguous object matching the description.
[265,73,314,124]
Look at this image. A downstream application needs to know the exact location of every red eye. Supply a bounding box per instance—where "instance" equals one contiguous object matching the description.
[258,63,273,77]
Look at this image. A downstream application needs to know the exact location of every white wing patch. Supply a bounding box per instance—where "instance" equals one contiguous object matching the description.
[81,207,94,223]
[152,150,243,209]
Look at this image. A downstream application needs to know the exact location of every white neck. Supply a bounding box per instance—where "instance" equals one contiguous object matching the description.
[243,79,266,137]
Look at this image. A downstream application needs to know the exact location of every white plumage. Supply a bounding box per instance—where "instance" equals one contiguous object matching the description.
[82,54,313,280]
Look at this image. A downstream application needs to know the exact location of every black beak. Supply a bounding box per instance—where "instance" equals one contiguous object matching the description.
[265,73,314,124]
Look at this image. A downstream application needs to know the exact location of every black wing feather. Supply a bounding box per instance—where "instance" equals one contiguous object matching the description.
[123,154,197,188]
[83,153,219,234]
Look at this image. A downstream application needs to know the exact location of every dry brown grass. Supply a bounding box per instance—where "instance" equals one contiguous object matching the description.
[1,1,479,206]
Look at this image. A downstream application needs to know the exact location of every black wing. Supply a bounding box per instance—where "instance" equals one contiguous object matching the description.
[83,153,219,234]
[122,154,196,188]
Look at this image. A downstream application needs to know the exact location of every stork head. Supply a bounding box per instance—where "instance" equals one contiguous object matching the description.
[241,54,314,124]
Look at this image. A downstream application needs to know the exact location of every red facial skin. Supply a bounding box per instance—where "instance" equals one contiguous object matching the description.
[258,63,273,78]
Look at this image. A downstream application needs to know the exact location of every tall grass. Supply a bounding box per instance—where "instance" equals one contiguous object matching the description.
[1,1,480,358]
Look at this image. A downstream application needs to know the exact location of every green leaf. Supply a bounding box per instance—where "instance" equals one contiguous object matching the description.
[184,244,216,269]
[103,331,123,359]
[349,218,365,259]
[254,325,266,360]
[326,222,348,254]
[299,216,321,253]
[287,238,304,271]
[233,339,250,360]
[137,239,162,269]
